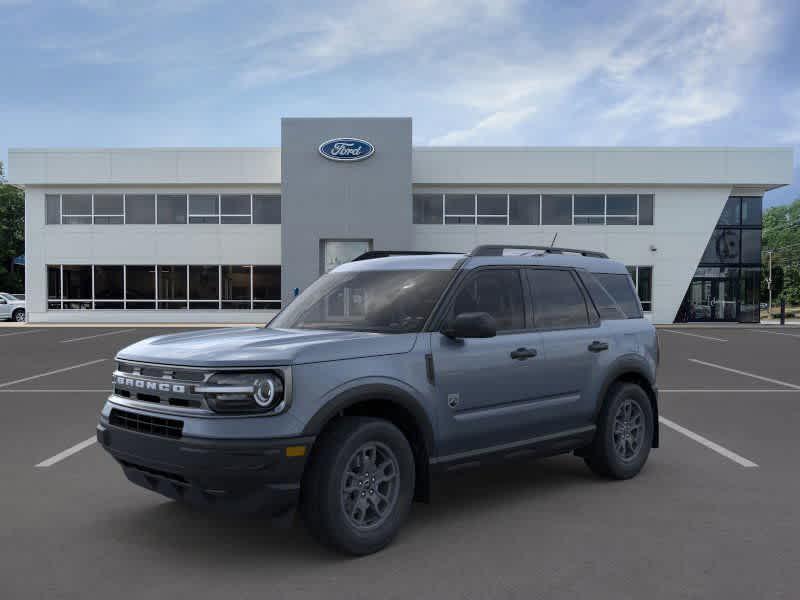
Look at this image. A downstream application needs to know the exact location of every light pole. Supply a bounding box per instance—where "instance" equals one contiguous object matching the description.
[767,250,773,320]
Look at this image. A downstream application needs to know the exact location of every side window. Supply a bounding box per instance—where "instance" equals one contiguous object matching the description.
[594,273,643,318]
[450,269,525,332]
[527,269,589,329]
[577,271,626,320]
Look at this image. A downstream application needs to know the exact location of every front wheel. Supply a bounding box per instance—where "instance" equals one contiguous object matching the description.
[12,309,25,322]
[584,382,653,479]
[301,417,415,555]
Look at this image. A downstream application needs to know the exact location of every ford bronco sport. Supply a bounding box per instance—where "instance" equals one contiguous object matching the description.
[98,245,659,555]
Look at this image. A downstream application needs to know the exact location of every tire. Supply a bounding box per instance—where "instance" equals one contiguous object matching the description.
[584,382,653,480]
[301,417,415,555]
[12,309,25,322]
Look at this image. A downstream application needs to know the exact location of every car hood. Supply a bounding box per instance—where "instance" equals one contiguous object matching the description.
[115,327,419,368]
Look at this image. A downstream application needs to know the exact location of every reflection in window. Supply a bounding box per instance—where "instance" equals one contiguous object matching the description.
[476,194,507,224]
[189,194,219,224]
[541,195,572,225]
[413,194,443,224]
[46,194,61,225]
[93,194,124,224]
[222,265,251,309]
[451,269,525,331]
[158,265,187,309]
[741,197,762,226]
[528,269,589,328]
[253,194,281,224]
[717,197,741,226]
[157,194,187,224]
[509,194,540,225]
[125,194,156,224]
[221,194,251,224]
[189,265,219,309]
[444,194,475,224]
[573,195,604,224]
[62,194,92,224]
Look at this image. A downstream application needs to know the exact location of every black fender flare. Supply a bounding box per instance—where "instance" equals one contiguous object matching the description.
[302,382,436,457]
[596,354,659,448]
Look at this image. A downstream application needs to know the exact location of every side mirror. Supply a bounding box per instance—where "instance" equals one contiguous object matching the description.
[442,312,497,339]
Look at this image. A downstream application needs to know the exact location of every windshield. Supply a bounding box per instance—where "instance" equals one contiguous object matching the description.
[269,269,454,333]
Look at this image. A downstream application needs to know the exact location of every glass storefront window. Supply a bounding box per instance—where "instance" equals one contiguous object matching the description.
[701,229,741,263]
[741,197,762,226]
[739,268,761,323]
[717,197,741,225]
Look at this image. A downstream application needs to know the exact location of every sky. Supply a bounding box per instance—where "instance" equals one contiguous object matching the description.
[1,0,798,207]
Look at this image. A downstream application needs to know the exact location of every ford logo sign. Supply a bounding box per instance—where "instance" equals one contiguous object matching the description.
[318,138,375,162]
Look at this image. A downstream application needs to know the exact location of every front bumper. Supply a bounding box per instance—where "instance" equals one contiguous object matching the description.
[97,416,314,515]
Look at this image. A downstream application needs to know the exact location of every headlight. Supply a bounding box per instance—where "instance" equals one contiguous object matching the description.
[196,371,287,414]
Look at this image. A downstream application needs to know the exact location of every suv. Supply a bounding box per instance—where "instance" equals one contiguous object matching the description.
[0,293,26,322]
[97,245,659,555]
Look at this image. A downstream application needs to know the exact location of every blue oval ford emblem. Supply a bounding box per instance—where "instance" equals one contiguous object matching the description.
[318,138,375,162]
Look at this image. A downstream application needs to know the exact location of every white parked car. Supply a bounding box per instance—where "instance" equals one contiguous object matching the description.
[0,293,26,322]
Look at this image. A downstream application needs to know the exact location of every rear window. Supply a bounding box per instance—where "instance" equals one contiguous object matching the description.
[577,272,626,320]
[593,273,643,318]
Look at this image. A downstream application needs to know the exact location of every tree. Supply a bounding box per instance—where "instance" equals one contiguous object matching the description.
[762,197,800,306]
[0,162,25,293]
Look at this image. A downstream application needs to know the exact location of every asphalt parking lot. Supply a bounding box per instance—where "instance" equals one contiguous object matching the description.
[2,324,799,599]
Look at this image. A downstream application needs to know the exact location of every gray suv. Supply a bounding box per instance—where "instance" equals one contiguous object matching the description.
[97,245,659,555]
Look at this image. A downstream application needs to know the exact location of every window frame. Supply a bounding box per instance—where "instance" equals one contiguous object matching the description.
[626,265,653,312]
[45,264,282,311]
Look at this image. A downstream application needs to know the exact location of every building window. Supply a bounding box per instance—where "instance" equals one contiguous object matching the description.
[626,266,653,312]
[444,194,475,224]
[222,265,251,309]
[221,194,251,224]
[158,265,187,309]
[189,194,219,224]
[47,264,281,310]
[573,195,604,225]
[253,266,281,309]
[157,194,187,224]
[46,194,61,225]
[62,194,92,224]
[509,194,540,225]
[93,266,124,309]
[414,192,655,226]
[93,195,124,224]
[253,194,281,224]
[541,195,572,225]
[413,194,443,224]
[125,194,155,224]
[62,265,92,309]
[476,194,507,224]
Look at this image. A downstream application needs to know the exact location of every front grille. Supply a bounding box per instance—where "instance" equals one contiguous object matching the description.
[118,361,205,382]
[109,408,184,439]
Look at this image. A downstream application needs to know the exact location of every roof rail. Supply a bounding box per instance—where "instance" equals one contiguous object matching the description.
[352,250,461,262]
[469,245,609,259]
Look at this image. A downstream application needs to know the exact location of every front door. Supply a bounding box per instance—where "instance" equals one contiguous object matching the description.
[430,268,550,458]
[686,278,738,321]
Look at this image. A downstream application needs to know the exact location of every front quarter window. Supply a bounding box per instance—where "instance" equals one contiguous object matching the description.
[270,269,454,333]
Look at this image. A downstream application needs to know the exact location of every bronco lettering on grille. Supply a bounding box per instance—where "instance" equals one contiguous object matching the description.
[114,375,186,394]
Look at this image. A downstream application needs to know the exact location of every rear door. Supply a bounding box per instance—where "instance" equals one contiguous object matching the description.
[430,267,549,457]
[524,268,610,431]
[0,296,10,319]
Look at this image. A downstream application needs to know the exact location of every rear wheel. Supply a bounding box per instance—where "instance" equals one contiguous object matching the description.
[301,417,415,555]
[584,382,653,479]
[12,309,25,322]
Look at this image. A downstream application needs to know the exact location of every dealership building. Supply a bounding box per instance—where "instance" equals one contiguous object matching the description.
[8,117,794,324]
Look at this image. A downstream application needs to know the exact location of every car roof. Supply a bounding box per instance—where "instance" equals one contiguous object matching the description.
[333,252,629,275]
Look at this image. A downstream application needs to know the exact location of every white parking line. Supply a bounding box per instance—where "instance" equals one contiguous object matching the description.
[0,329,44,338]
[661,388,800,393]
[35,436,96,468]
[660,329,728,342]
[689,358,800,390]
[748,329,800,338]
[60,329,136,343]
[659,416,758,468]
[0,359,106,388]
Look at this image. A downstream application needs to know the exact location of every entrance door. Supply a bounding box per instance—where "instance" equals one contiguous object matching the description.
[685,278,738,321]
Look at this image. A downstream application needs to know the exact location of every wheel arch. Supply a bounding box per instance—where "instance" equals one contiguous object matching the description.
[302,383,436,502]
[596,357,659,448]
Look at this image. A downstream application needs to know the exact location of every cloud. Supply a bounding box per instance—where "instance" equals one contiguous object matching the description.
[429,107,537,145]
[428,0,779,144]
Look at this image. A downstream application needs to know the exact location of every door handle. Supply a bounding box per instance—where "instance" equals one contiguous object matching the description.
[510,347,537,360]
[588,340,609,352]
